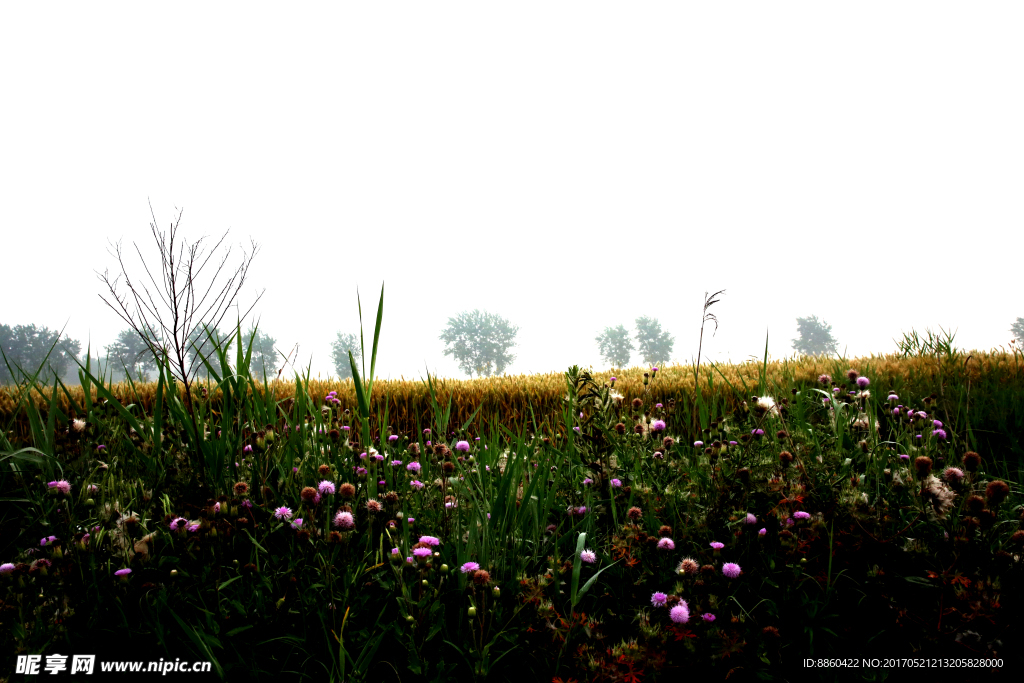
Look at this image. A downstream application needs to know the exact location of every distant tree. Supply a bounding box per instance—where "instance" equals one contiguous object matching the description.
[595,325,634,368]
[0,323,81,385]
[634,316,674,366]
[792,315,839,357]
[105,328,160,382]
[186,326,232,379]
[244,326,278,379]
[1011,317,1024,345]
[440,310,518,378]
[331,332,362,380]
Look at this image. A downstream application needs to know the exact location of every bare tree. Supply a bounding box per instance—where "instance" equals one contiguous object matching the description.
[97,202,263,482]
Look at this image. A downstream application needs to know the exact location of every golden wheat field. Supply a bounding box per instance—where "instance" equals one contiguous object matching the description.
[3,351,1021,439]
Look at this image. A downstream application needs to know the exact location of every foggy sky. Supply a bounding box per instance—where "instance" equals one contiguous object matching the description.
[3,3,1021,382]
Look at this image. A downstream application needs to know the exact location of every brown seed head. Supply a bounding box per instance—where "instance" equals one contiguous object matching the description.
[318,464,331,477]
[700,564,716,576]
[779,451,794,465]
[442,461,456,474]
[300,487,318,504]
[626,506,643,522]
[328,531,343,544]
[339,483,356,499]
[677,558,699,575]
[328,429,340,441]
[763,626,781,640]
[736,467,750,483]
[658,525,672,537]
[846,369,859,382]
[233,482,249,496]
[383,491,399,505]
[366,499,383,514]
[662,436,674,449]
[614,422,626,435]
[472,569,491,585]
[914,456,932,477]
[986,480,1010,505]
[408,442,421,456]
[962,451,981,472]
[978,509,997,529]
[631,397,643,410]
[966,495,985,514]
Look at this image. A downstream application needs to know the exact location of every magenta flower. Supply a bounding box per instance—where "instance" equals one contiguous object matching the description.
[187,523,200,533]
[410,480,424,490]
[657,538,675,550]
[943,467,965,483]
[610,479,622,488]
[47,480,71,495]
[318,480,336,495]
[899,454,910,461]
[407,461,422,473]
[460,562,480,574]
[455,441,470,452]
[333,511,355,530]
[0,563,15,575]
[418,535,440,547]
[243,444,253,454]
[932,429,947,440]
[169,517,189,531]
[274,506,293,520]
[758,528,767,536]
[651,592,668,607]
[87,484,99,494]
[857,377,870,388]
[694,441,704,447]
[580,549,597,563]
[744,513,757,525]
[290,518,304,530]
[710,541,724,550]
[356,467,368,476]
[722,562,741,578]
[702,613,716,623]
[888,393,899,401]
[413,547,432,559]
[670,602,690,624]
[651,419,666,432]
[423,428,431,435]
[40,536,57,547]
[582,478,593,486]
[114,568,132,577]
[751,429,764,437]
[793,511,811,520]
[389,434,399,443]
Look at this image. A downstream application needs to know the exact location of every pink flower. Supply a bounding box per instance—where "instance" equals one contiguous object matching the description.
[710,541,724,550]
[318,480,336,495]
[418,535,440,547]
[651,592,668,607]
[460,562,480,573]
[455,441,470,452]
[793,511,811,520]
[333,511,355,530]
[407,461,422,473]
[745,513,757,524]
[722,562,741,578]
[114,568,132,577]
[274,506,293,520]
[670,602,690,624]
[580,549,597,563]
[657,538,675,550]
[47,480,71,495]
[702,613,716,622]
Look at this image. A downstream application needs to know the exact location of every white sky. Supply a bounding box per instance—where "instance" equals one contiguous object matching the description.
[2,3,1022,382]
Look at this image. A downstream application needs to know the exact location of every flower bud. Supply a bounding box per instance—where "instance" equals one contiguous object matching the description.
[467,606,477,617]
[440,564,449,574]
[492,586,500,598]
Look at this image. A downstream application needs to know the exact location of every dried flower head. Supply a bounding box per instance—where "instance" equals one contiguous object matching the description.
[986,480,1010,505]
[677,558,699,575]
[339,483,356,498]
[626,506,643,522]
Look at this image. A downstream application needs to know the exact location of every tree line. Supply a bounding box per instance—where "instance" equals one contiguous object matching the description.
[5,316,1023,385]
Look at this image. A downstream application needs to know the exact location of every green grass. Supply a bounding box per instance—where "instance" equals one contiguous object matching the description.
[1,300,1021,682]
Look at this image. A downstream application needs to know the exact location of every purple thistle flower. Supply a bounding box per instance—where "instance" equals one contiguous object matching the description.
[170,517,189,531]
[670,602,690,624]
[651,592,668,607]
[388,434,399,443]
[187,524,200,533]
[710,541,724,550]
[582,477,593,486]
[410,480,424,490]
[342,425,350,431]
[580,549,597,563]
[0,563,15,575]
[758,528,767,536]
[243,444,253,454]
[694,441,704,447]
[418,535,441,546]
[899,454,910,461]
[290,518,304,530]
[47,480,71,495]
[933,420,943,428]
[97,444,106,451]
[356,467,367,476]
[333,511,355,530]
[702,613,716,623]
[423,428,431,435]
[318,480,336,495]
[932,429,947,440]
[274,506,293,520]
[857,377,870,388]
[610,479,622,488]
[745,513,757,525]
[657,538,675,550]
[114,568,132,577]
[651,419,666,432]
[793,511,811,520]
[722,562,741,578]
[391,460,404,467]
[655,403,663,408]
[751,429,764,437]
[407,461,422,473]
[460,562,480,574]
[729,441,737,446]
[888,394,899,401]
[413,547,432,559]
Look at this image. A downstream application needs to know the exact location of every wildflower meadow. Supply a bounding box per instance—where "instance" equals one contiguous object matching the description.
[1,293,1022,681]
